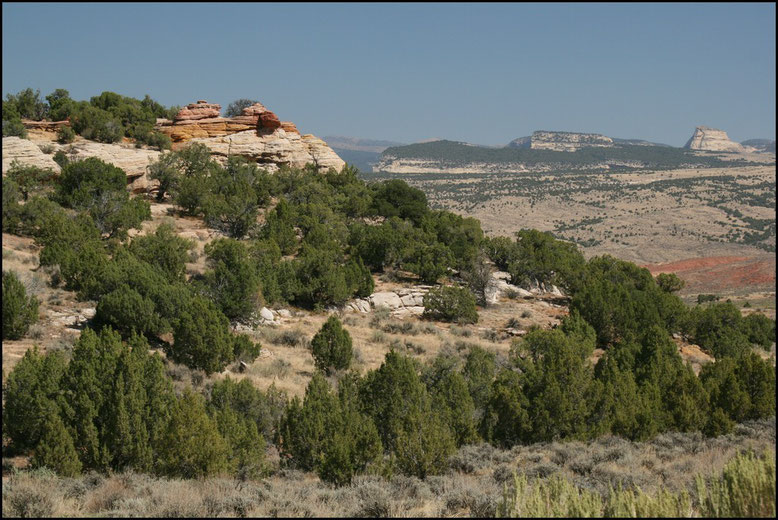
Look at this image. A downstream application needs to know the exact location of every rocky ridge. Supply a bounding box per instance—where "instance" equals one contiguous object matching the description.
[684,126,745,153]
[157,100,343,173]
[509,131,614,152]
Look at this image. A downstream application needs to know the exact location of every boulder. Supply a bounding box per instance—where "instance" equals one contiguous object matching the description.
[370,292,403,310]
[260,307,275,321]
[258,111,281,130]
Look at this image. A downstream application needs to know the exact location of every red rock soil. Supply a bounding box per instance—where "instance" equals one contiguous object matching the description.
[643,255,776,295]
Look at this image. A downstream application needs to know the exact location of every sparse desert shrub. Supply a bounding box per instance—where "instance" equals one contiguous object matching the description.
[696,449,776,518]
[503,287,520,299]
[450,324,472,337]
[3,472,60,518]
[370,330,387,344]
[521,309,532,318]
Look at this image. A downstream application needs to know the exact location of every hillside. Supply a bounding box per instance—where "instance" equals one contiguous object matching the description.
[376,139,768,174]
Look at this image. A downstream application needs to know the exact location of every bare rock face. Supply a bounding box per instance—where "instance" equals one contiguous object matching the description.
[173,101,222,121]
[529,131,614,151]
[2,137,62,174]
[157,99,343,172]
[684,126,745,153]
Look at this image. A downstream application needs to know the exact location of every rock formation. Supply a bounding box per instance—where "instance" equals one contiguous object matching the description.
[2,136,160,192]
[156,100,344,172]
[2,137,62,173]
[684,126,745,153]
[526,131,614,152]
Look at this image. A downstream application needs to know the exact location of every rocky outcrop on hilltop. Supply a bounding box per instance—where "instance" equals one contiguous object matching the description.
[684,126,745,153]
[741,139,776,153]
[156,100,344,172]
[527,131,614,151]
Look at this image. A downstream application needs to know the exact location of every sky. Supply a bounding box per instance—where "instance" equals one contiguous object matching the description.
[2,2,775,146]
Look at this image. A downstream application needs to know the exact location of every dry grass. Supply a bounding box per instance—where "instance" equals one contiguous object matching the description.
[3,419,773,518]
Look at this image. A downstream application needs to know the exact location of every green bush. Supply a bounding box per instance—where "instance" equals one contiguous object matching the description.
[169,295,236,375]
[6,160,55,201]
[202,238,262,322]
[2,118,28,138]
[423,285,479,324]
[2,270,40,340]
[225,98,258,117]
[95,284,163,338]
[57,125,76,144]
[310,315,353,375]
[54,157,127,210]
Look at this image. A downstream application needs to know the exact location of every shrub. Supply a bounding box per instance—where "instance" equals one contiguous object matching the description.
[696,449,776,518]
[54,157,127,210]
[2,118,28,138]
[57,125,76,144]
[225,98,258,118]
[53,149,69,168]
[310,315,353,375]
[95,284,163,338]
[6,160,56,201]
[3,270,40,339]
[202,238,262,322]
[423,285,479,324]
[170,295,236,374]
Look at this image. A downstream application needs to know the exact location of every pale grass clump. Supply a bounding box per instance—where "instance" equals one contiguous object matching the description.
[696,449,775,518]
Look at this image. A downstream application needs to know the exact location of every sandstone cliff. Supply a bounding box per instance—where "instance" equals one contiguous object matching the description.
[525,131,614,152]
[684,126,745,153]
[157,100,344,172]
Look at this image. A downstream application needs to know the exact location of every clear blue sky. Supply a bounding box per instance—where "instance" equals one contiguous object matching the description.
[3,2,775,146]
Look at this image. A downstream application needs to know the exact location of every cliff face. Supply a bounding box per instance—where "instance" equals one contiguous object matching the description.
[156,100,343,172]
[528,131,614,151]
[684,126,745,153]
[508,131,613,151]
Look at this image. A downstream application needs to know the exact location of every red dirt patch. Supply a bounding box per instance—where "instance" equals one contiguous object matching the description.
[643,255,775,294]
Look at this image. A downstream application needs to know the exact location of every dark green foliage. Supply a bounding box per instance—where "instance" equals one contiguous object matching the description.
[740,313,776,350]
[2,178,23,232]
[261,197,298,255]
[310,315,353,374]
[700,352,776,426]
[421,210,484,270]
[32,411,82,477]
[5,88,48,120]
[169,295,236,374]
[291,243,351,309]
[404,242,453,283]
[463,345,497,418]
[2,117,27,138]
[656,272,685,293]
[202,156,269,238]
[213,407,268,479]
[53,149,69,169]
[46,88,76,121]
[344,256,375,297]
[423,285,479,324]
[509,229,586,290]
[57,125,76,144]
[129,223,194,283]
[158,389,230,478]
[202,238,262,322]
[2,270,40,340]
[3,347,67,452]
[208,377,288,443]
[683,302,751,358]
[571,255,686,347]
[95,284,163,338]
[427,370,479,447]
[70,104,124,143]
[6,160,55,201]
[371,179,428,224]
[225,98,258,117]
[54,157,127,209]
[279,373,382,485]
[482,369,529,448]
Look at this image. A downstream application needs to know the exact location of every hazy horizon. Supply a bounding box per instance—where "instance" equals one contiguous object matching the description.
[3,2,775,146]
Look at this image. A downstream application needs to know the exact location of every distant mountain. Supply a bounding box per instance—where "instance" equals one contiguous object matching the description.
[323,136,405,153]
[376,139,758,174]
[741,139,776,153]
[508,131,670,151]
[612,138,672,148]
[684,126,745,153]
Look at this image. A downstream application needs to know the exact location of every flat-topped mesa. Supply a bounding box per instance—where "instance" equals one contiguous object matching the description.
[529,131,614,152]
[156,99,344,173]
[684,126,745,153]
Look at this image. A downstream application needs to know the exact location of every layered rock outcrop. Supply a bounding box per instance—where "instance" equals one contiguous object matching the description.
[2,136,160,192]
[156,100,344,172]
[2,137,62,173]
[526,131,614,151]
[684,126,745,153]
